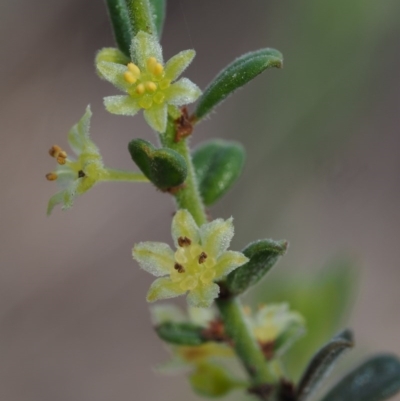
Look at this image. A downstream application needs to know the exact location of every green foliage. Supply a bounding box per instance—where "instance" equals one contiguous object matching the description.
[255,259,357,379]
[128,0,157,37]
[296,329,354,401]
[128,139,187,189]
[225,239,288,296]
[189,362,245,398]
[194,48,283,121]
[321,355,400,401]
[155,322,207,346]
[149,0,166,39]
[105,0,132,57]
[192,140,245,206]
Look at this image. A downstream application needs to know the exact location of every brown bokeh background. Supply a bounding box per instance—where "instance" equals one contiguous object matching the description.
[1,1,400,400]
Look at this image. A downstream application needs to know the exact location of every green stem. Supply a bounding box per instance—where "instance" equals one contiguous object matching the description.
[128,0,156,36]
[103,168,149,182]
[160,114,273,396]
[159,117,208,226]
[216,297,274,386]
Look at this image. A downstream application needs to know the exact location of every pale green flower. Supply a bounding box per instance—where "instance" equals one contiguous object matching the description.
[96,31,201,133]
[245,303,305,358]
[133,210,248,307]
[46,106,147,215]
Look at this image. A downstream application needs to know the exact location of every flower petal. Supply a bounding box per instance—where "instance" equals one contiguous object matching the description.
[171,209,200,248]
[147,277,187,302]
[165,78,202,106]
[200,217,234,258]
[150,304,186,325]
[131,31,163,69]
[133,241,175,277]
[96,47,130,66]
[96,61,129,92]
[47,180,79,215]
[187,283,220,308]
[104,95,140,116]
[143,104,167,133]
[67,106,92,154]
[164,50,196,81]
[213,251,249,280]
[188,306,215,327]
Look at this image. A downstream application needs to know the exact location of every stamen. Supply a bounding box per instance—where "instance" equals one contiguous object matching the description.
[145,81,157,92]
[78,170,86,178]
[136,84,145,95]
[178,236,192,247]
[198,252,208,264]
[146,57,157,72]
[56,155,67,165]
[174,263,185,273]
[49,145,66,159]
[46,172,58,181]
[124,71,137,84]
[153,63,164,76]
[127,63,141,77]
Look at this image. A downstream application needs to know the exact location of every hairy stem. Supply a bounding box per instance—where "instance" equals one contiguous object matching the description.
[103,168,149,182]
[128,0,156,36]
[160,114,274,396]
[159,117,208,226]
[216,297,274,386]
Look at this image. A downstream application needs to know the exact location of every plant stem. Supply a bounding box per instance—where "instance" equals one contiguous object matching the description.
[216,297,274,386]
[128,0,156,36]
[160,114,274,394]
[103,168,149,182]
[159,117,208,226]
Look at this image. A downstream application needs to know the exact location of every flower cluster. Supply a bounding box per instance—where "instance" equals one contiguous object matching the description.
[96,31,201,133]
[133,209,249,307]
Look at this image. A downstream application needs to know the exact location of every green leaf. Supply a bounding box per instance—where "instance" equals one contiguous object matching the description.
[321,354,400,401]
[128,0,157,37]
[149,0,166,39]
[193,48,283,121]
[192,140,245,206]
[155,322,206,346]
[296,329,354,401]
[225,239,288,296]
[128,139,187,189]
[189,362,246,398]
[105,0,132,57]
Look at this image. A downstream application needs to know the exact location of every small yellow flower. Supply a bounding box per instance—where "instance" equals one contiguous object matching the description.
[96,31,201,133]
[133,210,249,307]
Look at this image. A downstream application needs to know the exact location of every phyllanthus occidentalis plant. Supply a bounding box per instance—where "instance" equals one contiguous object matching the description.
[45,1,400,400]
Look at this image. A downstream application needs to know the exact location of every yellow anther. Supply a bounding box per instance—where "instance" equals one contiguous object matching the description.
[136,83,145,95]
[159,79,171,90]
[146,57,157,72]
[46,172,58,181]
[145,81,157,92]
[124,71,137,84]
[127,63,141,77]
[153,92,165,105]
[153,63,164,76]
[139,97,153,109]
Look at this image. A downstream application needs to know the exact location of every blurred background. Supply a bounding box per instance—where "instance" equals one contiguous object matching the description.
[1,0,400,400]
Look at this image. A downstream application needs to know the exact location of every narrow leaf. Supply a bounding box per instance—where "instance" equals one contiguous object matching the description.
[194,48,283,121]
[192,140,245,206]
[128,139,187,189]
[149,0,166,39]
[225,239,288,296]
[296,329,354,401]
[105,0,132,57]
[320,354,400,401]
[155,322,206,346]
